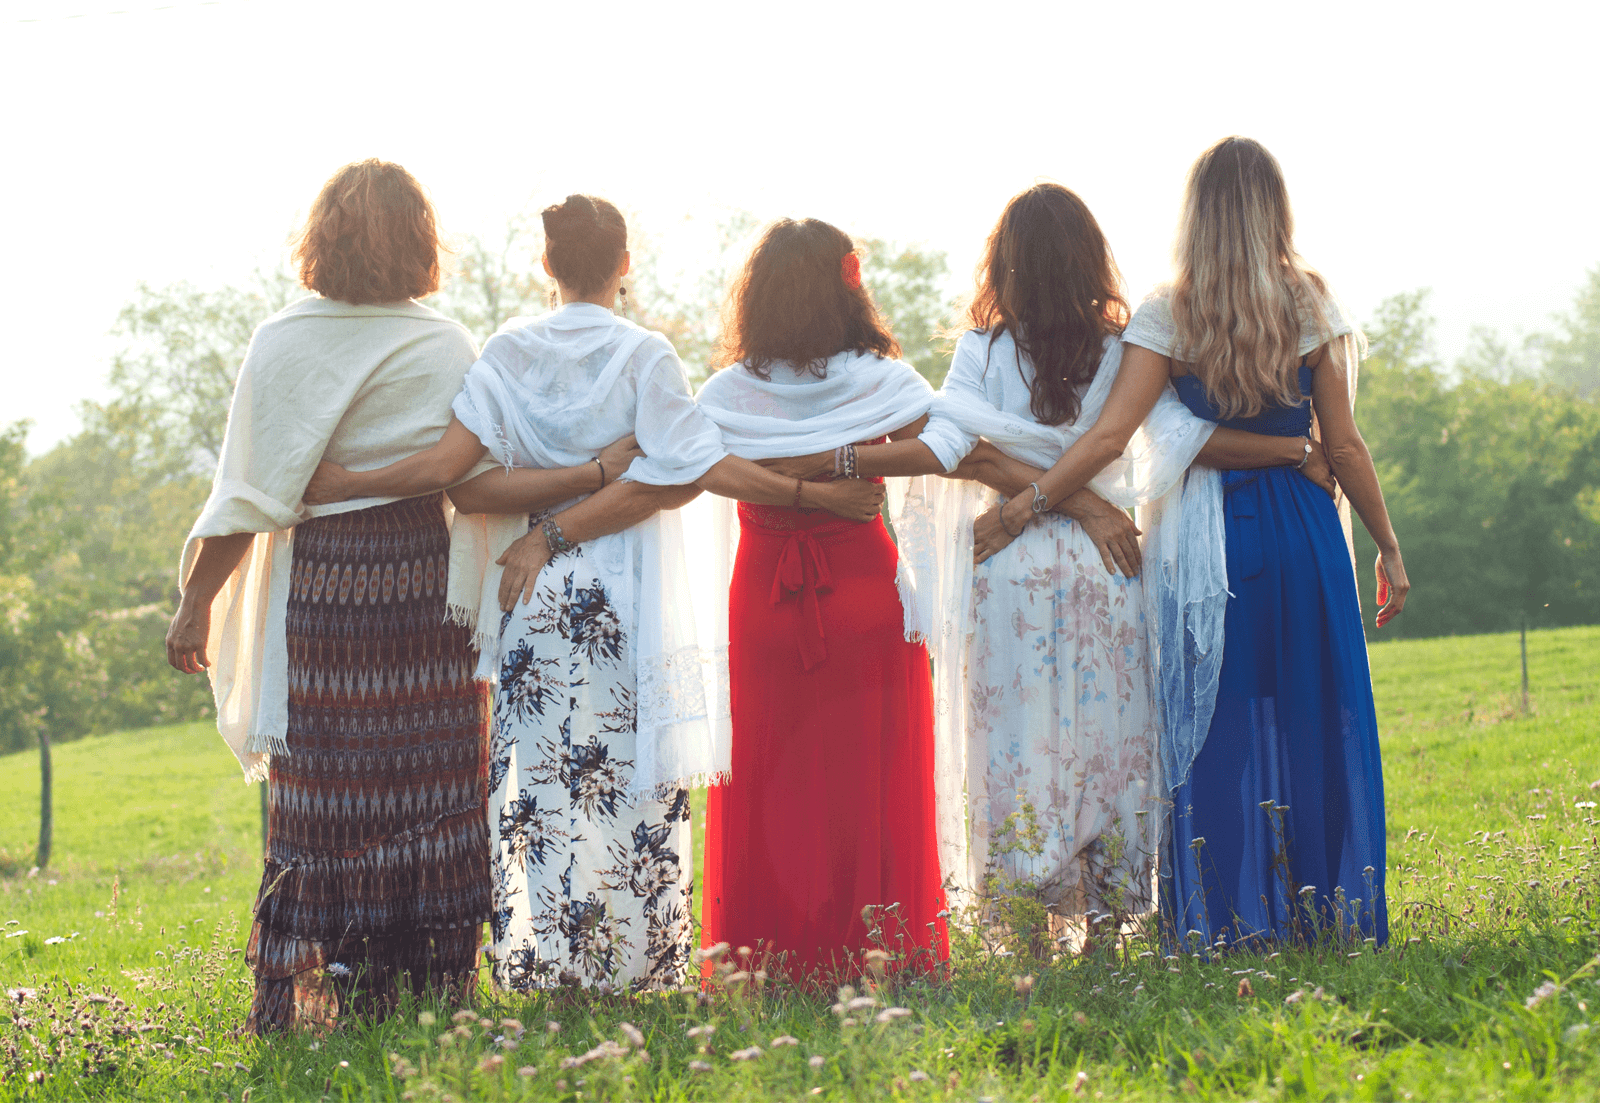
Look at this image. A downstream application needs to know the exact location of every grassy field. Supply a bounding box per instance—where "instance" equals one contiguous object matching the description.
[0,625,1597,1101]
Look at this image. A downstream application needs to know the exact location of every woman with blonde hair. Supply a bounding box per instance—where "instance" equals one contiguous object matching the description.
[979,139,1406,947]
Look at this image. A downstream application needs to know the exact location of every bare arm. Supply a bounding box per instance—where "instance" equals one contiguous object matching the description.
[305,419,644,510]
[756,415,947,481]
[1310,340,1410,627]
[448,462,606,515]
[950,441,1144,576]
[996,345,1173,536]
[695,455,885,518]
[165,531,255,674]
[495,480,705,609]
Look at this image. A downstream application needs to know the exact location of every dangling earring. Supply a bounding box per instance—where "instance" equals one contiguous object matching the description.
[617,284,628,316]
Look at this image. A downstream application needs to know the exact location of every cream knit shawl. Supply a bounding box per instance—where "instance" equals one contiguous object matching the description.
[178,296,487,781]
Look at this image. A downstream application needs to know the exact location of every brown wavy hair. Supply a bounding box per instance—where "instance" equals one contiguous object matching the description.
[292,159,441,305]
[541,194,627,296]
[712,218,900,379]
[964,184,1128,426]
[1169,137,1335,418]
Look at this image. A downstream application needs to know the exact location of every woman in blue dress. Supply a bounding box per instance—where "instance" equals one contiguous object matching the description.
[974,136,1409,947]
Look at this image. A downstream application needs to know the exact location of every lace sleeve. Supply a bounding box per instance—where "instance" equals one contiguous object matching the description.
[1122,293,1178,358]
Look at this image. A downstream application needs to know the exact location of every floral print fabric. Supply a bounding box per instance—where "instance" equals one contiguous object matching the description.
[966,513,1161,917]
[487,523,692,992]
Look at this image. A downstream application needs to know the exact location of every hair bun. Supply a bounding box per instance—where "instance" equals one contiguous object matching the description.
[538,193,628,296]
[542,194,601,241]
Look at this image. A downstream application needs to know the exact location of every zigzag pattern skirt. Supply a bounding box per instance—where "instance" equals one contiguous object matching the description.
[245,493,491,1033]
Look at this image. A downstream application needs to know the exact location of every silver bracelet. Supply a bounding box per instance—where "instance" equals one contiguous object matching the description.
[1028,481,1049,514]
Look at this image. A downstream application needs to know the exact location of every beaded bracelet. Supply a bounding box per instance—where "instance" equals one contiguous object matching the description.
[792,478,805,509]
[541,519,575,556]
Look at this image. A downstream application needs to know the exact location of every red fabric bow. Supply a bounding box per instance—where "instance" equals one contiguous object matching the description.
[840,252,862,290]
[770,531,835,670]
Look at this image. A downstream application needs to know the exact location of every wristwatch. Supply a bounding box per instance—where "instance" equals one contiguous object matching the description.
[1296,439,1313,470]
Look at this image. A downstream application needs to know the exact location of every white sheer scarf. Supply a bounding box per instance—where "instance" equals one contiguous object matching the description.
[448,303,730,798]
[1121,288,1360,795]
[683,349,938,811]
[900,331,1217,892]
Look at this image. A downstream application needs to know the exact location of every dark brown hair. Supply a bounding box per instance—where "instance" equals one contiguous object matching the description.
[712,218,900,379]
[292,159,441,305]
[541,194,627,297]
[964,184,1128,425]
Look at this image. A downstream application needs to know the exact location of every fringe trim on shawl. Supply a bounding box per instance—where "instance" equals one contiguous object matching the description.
[445,600,499,665]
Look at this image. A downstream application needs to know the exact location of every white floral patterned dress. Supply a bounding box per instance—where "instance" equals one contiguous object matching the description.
[487,522,694,990]
[449,302,729,991]
[916,329,1192,918]
[965,506,1159,915]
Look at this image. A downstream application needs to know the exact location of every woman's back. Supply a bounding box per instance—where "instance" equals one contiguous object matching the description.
[457,303,721,487]
[1171,365,1314,439]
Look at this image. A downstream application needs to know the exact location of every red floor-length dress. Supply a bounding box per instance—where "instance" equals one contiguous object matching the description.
[702,478,949,984]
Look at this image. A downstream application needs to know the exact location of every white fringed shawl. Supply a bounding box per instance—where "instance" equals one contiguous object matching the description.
[1121,288,1359,795]
[179,296,484,781]
[902,331,1217,892]
[447,303,730,798]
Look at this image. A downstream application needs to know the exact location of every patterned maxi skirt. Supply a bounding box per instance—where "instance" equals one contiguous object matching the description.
[488,517,693,992]
[965,510,1160,923]
[246,494,491,1032]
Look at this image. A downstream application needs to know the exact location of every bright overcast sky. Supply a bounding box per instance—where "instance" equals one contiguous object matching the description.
[5,0,1598,453]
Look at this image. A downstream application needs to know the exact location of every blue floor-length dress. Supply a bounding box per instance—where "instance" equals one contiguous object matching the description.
[1164,365,1388,947]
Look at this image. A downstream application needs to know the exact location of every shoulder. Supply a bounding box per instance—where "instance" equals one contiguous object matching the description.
[694,364,750,406]
[847,350,932,392]
[1122,288,1177,356]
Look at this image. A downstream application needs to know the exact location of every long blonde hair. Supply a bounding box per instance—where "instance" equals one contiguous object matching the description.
[1169,137,1334,419]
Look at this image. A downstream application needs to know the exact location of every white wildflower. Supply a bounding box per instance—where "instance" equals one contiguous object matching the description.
[1526,981,1560,1010]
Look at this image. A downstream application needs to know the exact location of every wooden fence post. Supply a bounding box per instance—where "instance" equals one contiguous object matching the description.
[36,730,52,871]
[1520,617,1530,716]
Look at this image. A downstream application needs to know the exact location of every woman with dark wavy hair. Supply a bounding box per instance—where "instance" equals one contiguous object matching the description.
[690,218,956,981]
[165,160,622,1031]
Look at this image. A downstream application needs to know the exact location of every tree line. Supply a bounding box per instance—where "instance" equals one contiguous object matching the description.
[1,217,1596,754]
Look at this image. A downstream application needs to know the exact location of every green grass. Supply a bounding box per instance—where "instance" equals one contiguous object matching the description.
[1,626,1598,1100]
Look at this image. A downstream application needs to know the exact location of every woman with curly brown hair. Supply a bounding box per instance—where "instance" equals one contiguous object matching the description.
[165,160,621,1030]
[693,218,953,981]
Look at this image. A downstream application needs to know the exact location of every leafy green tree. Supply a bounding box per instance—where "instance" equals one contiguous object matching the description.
[1544,266,1600,400]
[860,238,954,387]
[109,270,301,467]
[433,215,551,345]
[1352,292,1600,638]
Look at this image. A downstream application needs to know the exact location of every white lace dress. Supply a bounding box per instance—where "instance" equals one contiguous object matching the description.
[918,331,1201,917]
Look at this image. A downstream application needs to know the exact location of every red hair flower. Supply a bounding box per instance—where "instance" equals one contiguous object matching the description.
[840,252,862,290]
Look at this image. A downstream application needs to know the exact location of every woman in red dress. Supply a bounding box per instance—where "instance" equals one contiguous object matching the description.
[695,219,949,983]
